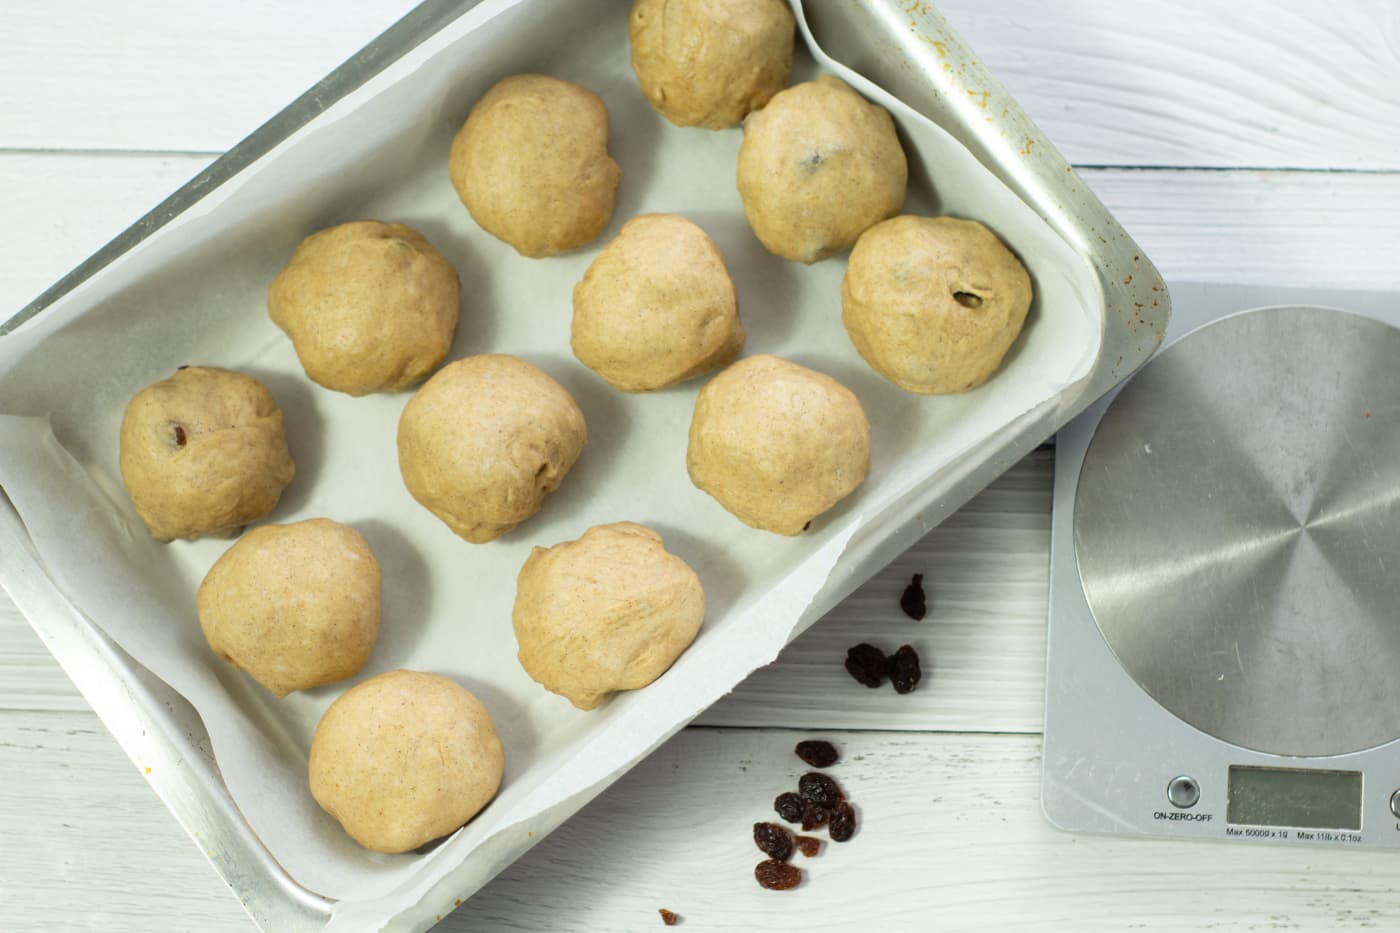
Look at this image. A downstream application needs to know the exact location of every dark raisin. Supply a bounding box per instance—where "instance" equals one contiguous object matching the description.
[953,291,984,309]
[176,364,190,371]
[829,802,857,842]
[900,573,927,621]
[794,835,821,857]
[800,803,831,831]
[795,739,839,769]
[173,424,187,447]
[802,520,812,531]
[659,908,680,925]
[890,644,922,694]
[753,822,794,861]
[755,859,802,890]
[799,772,844,806]
[774,791,805,824]
[844,642,888,688]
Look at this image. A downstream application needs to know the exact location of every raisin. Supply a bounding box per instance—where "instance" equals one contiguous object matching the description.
[900,573,927,621]
[799,772,844,806]
[774,791,805,824]
[844,642,888,688]
[172,424,187,447]
[794,739,839,769]
[800,803,831,831]
[753,822,794,861]
[659,908,680,925]
[176,364,190,371]
[890,644,922,694]
[794,835,821,857]
[755,859,802,890]
[829,801,857,842]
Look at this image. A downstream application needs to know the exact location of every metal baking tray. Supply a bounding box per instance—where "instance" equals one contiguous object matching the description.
[0,1,1168,928]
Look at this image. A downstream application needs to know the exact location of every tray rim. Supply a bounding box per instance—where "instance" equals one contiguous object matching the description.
[0,1,1170,929]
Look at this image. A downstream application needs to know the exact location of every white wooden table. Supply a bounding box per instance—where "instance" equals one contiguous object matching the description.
[3,1,1398,929]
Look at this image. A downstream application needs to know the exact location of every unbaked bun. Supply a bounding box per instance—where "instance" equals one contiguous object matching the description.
[118,366,295,540]
[308,670,505,853]
[514,522,705,710]
[629,0,795,129]
[736,76,907,263]
[572,213,744,391]
[196,518,380,697]
[398,355,587,543]
[268,221,460,396]
[449,74,621,257]
[687,354,870,534]
[842,215,1033,394]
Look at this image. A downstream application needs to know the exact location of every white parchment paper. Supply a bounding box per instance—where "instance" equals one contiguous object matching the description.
[0,0,1102,927]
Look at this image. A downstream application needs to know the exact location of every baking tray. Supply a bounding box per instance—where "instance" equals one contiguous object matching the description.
[0,0,1168,929]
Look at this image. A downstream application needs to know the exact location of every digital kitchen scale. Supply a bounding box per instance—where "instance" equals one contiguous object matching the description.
[1043,282,1400,848]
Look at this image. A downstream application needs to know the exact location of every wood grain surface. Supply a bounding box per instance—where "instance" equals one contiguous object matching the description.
[2,0,1398,930]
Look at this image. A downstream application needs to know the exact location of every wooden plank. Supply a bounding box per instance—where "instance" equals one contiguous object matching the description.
[450,728,1400,931]
[6,716,1395,932]
[1,1,1396,170]
[0,0,418,152]
[0,709,251,931]
[937,0,1400,170]
[0,152,211,318]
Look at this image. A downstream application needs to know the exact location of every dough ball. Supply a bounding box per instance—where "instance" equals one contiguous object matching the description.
[687,355,869,535]
[308,670,505,853]
[842,215,1033,394]
[736,75,907,263]
[572,213,744,392]
[398,355,587,543]
[629,0,795,129]
[118,367,295,540]
[196,519,380,697]
[449,74,621,258]
[267,221,460,396]
[513,522,705,710]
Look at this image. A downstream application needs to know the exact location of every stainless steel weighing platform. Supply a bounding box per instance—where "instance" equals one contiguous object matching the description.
[1043,282,1400,847]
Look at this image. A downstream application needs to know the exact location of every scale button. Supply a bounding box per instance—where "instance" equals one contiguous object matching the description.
[1390,789,1400,819]
[1168,775,1200,809]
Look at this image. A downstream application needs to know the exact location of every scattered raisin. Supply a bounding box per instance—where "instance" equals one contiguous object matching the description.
[900,573,927,621]
[844,642,888,688]
[774,791,805,824]
[753,822,794,861]
[755,859,802,890]
[176,364,190,371]
[172,424,187,447]
[799,772,844,807]
[829,802,857,842]
[794,835,821,857]
[953,291,984,309]
[659,908,680,925]
[890,644,922,694]
[795,739,839,769]
[803,520,812,531]
[800,803,831,831]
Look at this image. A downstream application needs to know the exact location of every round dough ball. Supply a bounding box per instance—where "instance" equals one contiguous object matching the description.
[629,0,795,129]
[572,213,744,392]
[842,215,1033,394]
[449,74,621,258]
[687,355,869,535]
[308,670,505,853]
[267,221,460,396]
[118,366,295,540]
[196,519,380,697]
[513,522,705,710]
[736,75,907,264]
[398,355,587,543]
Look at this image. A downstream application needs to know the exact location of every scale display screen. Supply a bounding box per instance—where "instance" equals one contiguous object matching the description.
[1227,766,1362,830]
